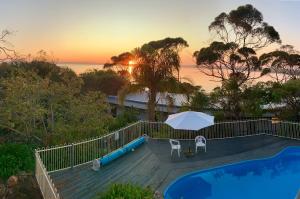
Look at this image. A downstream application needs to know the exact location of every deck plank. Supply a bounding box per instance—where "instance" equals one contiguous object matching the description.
[50,135,300,199]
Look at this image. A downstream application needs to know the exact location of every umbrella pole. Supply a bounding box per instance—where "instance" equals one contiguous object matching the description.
[187,130,193,156]
[189,131,192,154]
[189,130,191,153]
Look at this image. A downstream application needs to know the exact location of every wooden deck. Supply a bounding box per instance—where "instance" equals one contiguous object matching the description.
[50,135,300,199]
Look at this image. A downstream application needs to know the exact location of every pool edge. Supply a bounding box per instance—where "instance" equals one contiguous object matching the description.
[163,145,300,198]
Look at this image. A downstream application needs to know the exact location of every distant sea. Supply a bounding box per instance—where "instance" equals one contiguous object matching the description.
[58,63,275,92]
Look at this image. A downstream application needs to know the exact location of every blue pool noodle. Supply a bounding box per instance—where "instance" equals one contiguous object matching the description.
[99,136,145,166]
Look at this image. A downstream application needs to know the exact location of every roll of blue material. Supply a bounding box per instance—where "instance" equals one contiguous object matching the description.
[99,136,145,166]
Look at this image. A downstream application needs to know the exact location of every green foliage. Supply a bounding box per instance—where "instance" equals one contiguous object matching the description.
[209,4,280,44]
[209,80,275,118]
[194,42,237,65]
[0,71,49,137]
[209,79,243,118]
[241,83,269,117]
[0,144,34,180]
[49,91,112,144]
[272,79,300,120]
[189,89,209,111]
[195,4,280,75]
[80,69,128,95]
[213,111,226,121]
[194,4,281,117]
[0,61,112,145]
[278,109,298,121]
[0,61,81,88]
[0,155,19,180]
[108,108,139,131]
[259,45,300,82]
[95,183,154,199]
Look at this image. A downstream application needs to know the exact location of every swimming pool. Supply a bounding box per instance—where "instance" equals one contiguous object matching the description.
[164,147,300,199]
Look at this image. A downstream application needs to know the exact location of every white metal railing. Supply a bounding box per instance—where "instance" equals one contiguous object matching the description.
[35,119,273,174]
[35,120,143,199]
[271,121,300,140]
[36,121,143,173]
[143,119,273,140]
[35,119,300,199]
[35,151,60,199]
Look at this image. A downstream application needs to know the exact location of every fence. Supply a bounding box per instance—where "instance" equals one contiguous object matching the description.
[270,121,300,139]
[35,119,300,199]
[214,116,273,122]
[35,121,143,199]
[35,151,60,199]
[143,119,272,140]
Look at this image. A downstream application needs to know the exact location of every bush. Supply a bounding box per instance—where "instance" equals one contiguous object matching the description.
[80,69,128,95]
[96,183,154,199]
[0,144,35,180]
[109,109,139,131]
[213,111,226,121]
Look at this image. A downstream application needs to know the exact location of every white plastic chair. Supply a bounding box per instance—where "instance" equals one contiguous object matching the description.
[195,136,206,153]
[169,139,181,157]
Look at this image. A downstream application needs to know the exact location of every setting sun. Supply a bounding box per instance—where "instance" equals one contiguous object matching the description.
[2,2,300,199]
[128,65,133,74]
[128,60,135,74]
[128,60,135,65]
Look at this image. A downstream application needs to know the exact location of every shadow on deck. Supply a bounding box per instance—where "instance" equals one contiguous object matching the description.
[50,135,300,199]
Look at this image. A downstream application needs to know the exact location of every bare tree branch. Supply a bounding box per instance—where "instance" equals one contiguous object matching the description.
[0,30,18,62]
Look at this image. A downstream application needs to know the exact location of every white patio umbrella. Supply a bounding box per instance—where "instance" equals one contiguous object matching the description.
[165,111,214,156]
[165,111,214,131]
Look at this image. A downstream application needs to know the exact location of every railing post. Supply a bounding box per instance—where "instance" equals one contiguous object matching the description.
[139,121,142,137]
[34,149,37,174]
[70,144,74,169]
[122,129,125,147]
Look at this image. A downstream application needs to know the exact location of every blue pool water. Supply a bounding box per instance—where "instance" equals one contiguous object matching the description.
[164,147,300,199]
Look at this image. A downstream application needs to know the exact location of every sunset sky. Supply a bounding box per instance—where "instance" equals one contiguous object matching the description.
[1,0,300,64]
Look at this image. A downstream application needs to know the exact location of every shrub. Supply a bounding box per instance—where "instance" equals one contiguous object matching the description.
[213,111,226,121]
[0,144,35,180]
[109,108,139,131]
[80,69,128,95]
[95,183,154,199]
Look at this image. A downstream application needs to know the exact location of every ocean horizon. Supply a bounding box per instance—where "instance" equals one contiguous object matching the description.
[58,62,275,92]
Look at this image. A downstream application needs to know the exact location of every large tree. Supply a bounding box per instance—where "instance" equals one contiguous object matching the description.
[193,4,281,117]
[105,37,189,121]
[259,45,300,83]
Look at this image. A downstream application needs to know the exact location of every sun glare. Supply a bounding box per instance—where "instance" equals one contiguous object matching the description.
[128,66,133,74]
[128,60,135,74]
[129,60,135,65]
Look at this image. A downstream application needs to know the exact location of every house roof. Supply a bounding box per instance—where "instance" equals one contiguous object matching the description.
[107,92,288,113]
[107,92,188,113]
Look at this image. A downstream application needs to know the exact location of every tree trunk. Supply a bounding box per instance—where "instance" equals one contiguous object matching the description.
[41,118,50,145]
[230,93,242,118]
[148,89,157,121]
[24,122,30,139]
